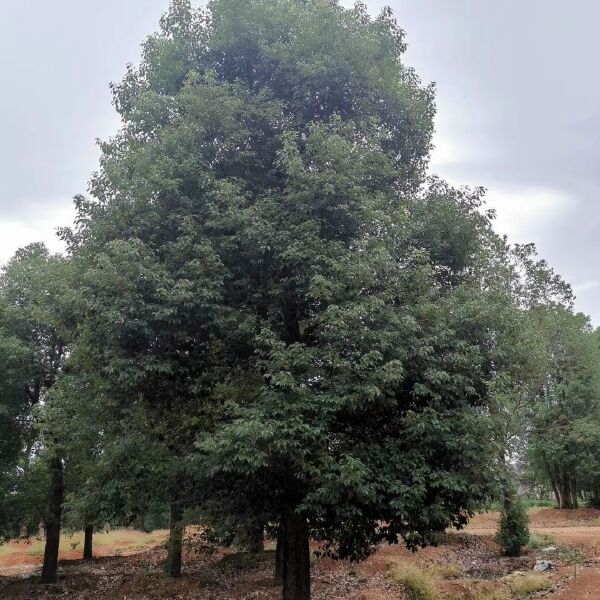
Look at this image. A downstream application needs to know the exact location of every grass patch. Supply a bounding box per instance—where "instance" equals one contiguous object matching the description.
[528,532,555,550]
[429,563,461,579]
[507,573,551,596]
[474,589,511,600]
[558,546,585,564]
[387,564,438,600]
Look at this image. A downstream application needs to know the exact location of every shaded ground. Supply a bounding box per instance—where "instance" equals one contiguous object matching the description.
[0,530,168,577]
[1,509,599,599]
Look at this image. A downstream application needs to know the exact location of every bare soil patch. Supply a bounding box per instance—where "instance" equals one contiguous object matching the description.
[1,509,599,599]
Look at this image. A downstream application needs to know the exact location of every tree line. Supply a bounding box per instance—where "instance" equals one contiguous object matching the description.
[1,2,599,599]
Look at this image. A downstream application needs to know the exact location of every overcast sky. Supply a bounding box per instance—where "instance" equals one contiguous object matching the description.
[1,1,598,321]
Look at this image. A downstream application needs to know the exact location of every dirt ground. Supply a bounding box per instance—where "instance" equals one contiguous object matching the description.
[0,529,169,577]
[0,509,599,599]
[467,508,600,598]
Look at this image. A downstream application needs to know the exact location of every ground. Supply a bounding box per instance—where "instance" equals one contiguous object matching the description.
[1,508,599,599]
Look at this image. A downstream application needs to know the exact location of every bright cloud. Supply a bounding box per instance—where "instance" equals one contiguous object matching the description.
[0,202,74,265]
[482,187,573,242]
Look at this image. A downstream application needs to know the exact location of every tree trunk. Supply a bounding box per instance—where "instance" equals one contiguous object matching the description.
[165,500,184,577]
[549,477,561,508]
[83,524,94,560]
[40,457,64,584]
[556,471,579,509]
[248,522,265,554]
[282,508,310,600]
[236,521,264,554]
[233,521,264,553]
[571,479,579,509]
[274,522,284,585]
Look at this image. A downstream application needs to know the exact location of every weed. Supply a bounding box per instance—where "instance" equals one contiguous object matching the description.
[528,533,555,550]
[474,589,511,600]
[558,546,585,565]
[507,573,551,596]
[430,563,462,579]
[387,564,438,600]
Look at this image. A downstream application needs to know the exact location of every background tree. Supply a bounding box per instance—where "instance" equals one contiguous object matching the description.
[0,331,32,539]
[526,308,600,509]
[0,243,74,583]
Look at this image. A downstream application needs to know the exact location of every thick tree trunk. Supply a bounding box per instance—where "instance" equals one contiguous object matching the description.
[247,522,265,554]
[549,476,561,508]
[83,525,94,560]
[233,521,264,553]
[282,508,310,600]
[165,500,184,577]
[40,457,64,584]
[274,523,285,585]
[555,470,579,509]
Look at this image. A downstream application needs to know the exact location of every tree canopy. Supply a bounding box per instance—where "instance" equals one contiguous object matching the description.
[0,2,599,598]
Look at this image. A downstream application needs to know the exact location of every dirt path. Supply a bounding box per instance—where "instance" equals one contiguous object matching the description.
[466,526,600,555]
[466,510,600,598]
[549,567,600,599]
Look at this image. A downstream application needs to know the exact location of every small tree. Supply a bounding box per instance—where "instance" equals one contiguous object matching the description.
[496,495,530,557]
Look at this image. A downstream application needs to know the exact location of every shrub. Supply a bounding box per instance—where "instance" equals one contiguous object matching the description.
[387,564,438,600]
[496,497,530,557]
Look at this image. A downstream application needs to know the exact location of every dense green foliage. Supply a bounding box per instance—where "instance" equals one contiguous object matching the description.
[0,1,599,597]
[525,309,600,508]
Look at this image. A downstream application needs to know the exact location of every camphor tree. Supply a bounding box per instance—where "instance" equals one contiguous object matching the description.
[0,244,74,583]
[72,0,520,599]
[61,0,564,597]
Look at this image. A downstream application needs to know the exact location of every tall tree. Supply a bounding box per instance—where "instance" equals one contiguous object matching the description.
[65,1,566,597]
[0,244,73,583]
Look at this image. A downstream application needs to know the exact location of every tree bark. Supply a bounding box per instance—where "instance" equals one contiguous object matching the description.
[549,476,561,508]
[571,479,579,509]
[282,508,310,600]
[233,521,264,553]
[165,500,184,577]
[274,522,284,585]
[83,524,94,560]
[555,470,579,509]
[40,457,64,584]
[248,522,265,554]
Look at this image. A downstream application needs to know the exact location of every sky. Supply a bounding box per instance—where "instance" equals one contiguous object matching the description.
[1,1,599,320]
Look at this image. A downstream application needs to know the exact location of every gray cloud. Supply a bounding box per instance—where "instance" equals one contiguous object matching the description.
[1,1,599,321]
[379,0,600,323]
